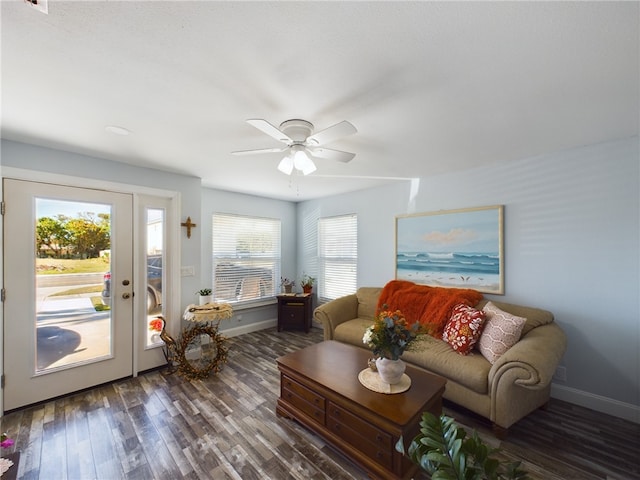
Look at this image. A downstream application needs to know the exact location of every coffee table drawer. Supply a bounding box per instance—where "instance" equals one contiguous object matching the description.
[281,375,325,423]
[327,402,392,469]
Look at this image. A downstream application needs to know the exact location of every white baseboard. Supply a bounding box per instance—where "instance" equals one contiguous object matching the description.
[551,383,640,424]
[220,318,277,338]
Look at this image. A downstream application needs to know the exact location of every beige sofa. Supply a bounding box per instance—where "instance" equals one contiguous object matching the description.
[314,287,567,436]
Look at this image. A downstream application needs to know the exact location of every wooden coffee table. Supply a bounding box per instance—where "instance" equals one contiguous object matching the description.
[276,340,446,480]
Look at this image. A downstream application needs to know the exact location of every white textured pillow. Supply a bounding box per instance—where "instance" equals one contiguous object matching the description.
[477,302,527,364]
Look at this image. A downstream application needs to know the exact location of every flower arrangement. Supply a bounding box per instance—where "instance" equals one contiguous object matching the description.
[0,434,13,450]
[149,317,164,332]
[280,277,295,293]
[362,307,423,360]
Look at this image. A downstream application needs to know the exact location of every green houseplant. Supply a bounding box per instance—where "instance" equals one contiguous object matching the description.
[300,274,315,293]
[196,288,212,305]
[395,412,529,480]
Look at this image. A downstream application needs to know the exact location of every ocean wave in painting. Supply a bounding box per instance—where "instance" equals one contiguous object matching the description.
[396,252,499,275]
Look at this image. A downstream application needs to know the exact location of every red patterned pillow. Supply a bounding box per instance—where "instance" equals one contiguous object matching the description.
[442,304,487,355]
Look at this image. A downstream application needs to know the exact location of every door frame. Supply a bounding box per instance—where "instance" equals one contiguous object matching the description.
[0,166,181,414]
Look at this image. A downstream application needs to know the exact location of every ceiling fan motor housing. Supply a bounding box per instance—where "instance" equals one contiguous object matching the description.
[279,119,314,143]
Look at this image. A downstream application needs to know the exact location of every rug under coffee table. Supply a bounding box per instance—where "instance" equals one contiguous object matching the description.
[276,340,447,480]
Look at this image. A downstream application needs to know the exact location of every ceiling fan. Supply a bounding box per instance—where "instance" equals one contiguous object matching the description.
[232,119,357,175]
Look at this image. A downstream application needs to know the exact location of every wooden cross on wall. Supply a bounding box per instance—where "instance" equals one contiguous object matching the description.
[181,216,197,239]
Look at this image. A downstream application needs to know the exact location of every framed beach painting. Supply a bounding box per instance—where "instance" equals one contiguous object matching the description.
[395,205,504,294]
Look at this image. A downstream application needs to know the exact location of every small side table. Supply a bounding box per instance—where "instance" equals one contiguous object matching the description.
[277,294,313,333]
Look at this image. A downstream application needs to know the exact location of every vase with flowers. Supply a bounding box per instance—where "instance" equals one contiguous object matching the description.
[362,307,423,384]
[280,277,294,294]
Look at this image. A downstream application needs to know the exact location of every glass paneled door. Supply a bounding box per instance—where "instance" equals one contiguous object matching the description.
[3,179,133,410]
[136,195,173,372]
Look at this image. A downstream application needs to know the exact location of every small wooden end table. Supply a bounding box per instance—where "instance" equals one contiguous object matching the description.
[276,341,446,480]
[277,294,313,332]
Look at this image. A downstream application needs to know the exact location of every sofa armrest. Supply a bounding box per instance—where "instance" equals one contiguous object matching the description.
[313,294,359,341]
[489,322,567,390]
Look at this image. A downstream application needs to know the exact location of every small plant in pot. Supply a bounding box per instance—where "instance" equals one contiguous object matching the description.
[280,277,294,294]
[197,288,212,305]
[300,274,315,293]
[395,411,529,480]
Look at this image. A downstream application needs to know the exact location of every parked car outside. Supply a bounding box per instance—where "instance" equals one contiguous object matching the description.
[102,254,162,313]
[214,262,274,302]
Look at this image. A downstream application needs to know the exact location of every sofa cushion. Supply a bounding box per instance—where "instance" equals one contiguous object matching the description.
[477,302,527,364]
[403,336,490,394]
[442,304,486,355]
[335,317,379,350]
[335,318,490,394]
[356,287,383,320]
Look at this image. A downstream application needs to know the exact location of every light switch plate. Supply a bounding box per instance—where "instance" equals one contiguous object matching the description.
[181,266,195,277]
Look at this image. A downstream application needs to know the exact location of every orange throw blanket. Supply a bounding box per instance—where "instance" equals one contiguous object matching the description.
[376,280,483,337]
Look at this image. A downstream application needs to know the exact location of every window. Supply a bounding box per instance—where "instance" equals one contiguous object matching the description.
[145,207,164,348]
[212,213,280,305]
[318,214,357,301]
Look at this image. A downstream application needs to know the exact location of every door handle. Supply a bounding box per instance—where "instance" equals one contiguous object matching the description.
[122,293,131,299]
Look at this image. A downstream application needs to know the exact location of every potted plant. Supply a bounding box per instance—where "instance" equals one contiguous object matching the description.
[300,274,315,294]
[197,288,212,305]
[395,411,529,480]
[280,277,294,294]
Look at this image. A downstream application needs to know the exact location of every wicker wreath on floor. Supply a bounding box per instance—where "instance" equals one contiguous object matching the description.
[174,324,228,380]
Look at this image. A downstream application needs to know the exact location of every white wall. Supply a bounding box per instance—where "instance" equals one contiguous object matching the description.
[298,137,640,422]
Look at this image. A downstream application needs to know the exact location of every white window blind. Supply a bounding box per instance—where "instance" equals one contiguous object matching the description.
[212,213,280,305]
[318,214,357,301]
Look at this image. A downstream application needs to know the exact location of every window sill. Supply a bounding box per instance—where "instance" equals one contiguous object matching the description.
[232,298,277,311]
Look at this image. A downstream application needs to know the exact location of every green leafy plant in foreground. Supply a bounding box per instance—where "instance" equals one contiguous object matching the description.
[395,412,529,480]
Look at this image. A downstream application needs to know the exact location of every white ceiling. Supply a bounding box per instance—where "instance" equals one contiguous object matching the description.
[1,1,638,201]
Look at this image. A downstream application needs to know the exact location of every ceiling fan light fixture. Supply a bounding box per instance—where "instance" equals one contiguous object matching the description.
[236,118,356,176]
[293,148,316,175]
[277,155,294,175]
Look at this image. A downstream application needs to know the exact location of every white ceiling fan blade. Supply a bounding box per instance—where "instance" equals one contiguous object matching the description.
[307,147,355,163]
[232,147,288,156]
[246,119,292,143]
[306,120,357,146]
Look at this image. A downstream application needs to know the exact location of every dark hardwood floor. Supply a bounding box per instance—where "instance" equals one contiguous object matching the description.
[1,327,638,479]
